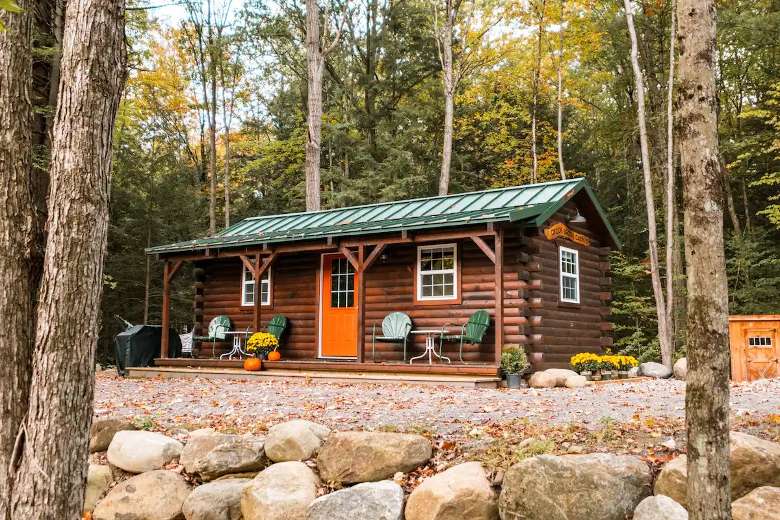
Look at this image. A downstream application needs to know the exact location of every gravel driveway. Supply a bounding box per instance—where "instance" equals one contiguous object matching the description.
[93,372,780,435]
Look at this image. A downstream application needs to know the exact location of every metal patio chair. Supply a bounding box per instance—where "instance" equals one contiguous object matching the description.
[441,309,491,363]
[372,312,413,362]
[193,315,232,358]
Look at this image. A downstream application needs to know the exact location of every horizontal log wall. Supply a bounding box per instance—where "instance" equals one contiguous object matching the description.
[525,200,612,370]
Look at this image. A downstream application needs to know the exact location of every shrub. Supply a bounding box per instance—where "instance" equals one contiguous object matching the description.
[501,348,529,374]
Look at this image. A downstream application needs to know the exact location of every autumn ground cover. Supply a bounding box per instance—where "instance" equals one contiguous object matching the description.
[94,372,779,487]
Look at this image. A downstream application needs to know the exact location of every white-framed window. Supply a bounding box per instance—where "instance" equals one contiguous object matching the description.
[417,243,458,301]
[241,265,271,306]
[748,336,773,348]
[559,246,580,304]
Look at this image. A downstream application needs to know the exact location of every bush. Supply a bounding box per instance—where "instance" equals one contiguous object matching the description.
[501,348,529,374]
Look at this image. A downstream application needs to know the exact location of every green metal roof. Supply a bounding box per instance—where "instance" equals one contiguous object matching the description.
[147,178,619,255]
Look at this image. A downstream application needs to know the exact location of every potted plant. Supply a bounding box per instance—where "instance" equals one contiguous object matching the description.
[616,355,638,378]
[245,332,279,370]
[501,349,529,389]
[600,355,618,380]
[570,353,601,380]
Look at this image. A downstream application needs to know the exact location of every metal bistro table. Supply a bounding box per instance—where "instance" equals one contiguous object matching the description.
[409,328,453,364]
[220,330,252,360]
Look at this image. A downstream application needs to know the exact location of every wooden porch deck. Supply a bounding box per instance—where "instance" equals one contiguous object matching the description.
[142,357,502,387]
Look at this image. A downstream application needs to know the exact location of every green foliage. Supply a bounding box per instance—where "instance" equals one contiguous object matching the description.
[501,348,529,374]
[726,229,780,314]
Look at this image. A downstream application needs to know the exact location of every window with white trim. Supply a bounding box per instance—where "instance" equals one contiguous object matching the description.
[748,336,773,348]
[417,244,458,301]
[559,246,580,303]
[241,265,271,306]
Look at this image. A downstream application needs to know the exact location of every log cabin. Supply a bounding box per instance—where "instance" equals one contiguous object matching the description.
[147,178,619,378]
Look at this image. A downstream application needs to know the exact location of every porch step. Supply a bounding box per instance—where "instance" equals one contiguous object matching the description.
[127,366,501,388]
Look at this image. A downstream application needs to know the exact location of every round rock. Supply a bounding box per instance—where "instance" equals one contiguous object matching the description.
[107,430,183,473]
[241,461,319,520]
[264,420,330,462]
[307,480,404,520]
[528,372,556,388]
[92,470,191,520]
[732,486,780,520]
[90,416,137,453]
[673,358,687,380]
[180,432,266,481]
[405,462,497,520]
[317,431,432,485]
[544,369,579,387]
[498,453,652,520]
[639,362,672,379]
[84,464,113,514]
[633,495,688,520]
[182,478,250,520]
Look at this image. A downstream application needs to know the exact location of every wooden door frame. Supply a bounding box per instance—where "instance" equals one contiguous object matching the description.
[317,252,359,360]
[742,327,778,381]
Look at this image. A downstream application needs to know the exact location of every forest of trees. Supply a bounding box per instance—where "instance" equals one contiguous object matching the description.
[104,0,780,363]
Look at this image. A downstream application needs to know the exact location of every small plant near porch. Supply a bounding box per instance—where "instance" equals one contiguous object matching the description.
[246,332,279,359]
[501,348,530,389]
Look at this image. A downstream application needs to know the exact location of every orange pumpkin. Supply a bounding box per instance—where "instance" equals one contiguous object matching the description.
[267,350,281,362]
[243,357,262,371]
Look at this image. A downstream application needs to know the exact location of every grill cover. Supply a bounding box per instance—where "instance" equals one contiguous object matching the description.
[114,325,181,375]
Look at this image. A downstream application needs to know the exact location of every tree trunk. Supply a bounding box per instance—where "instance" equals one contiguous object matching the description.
[0,1,34,515]
[530,0,546,183]
[305,0,324,211]
[664,0,677,358]
[438,0,455,196]
[224,129,231,227]
[676,0,732,518]
[556,0,566,180]
[624,0,673,368]
[207,0,218,233]
[9,0,126,517]
[721,159,741,236]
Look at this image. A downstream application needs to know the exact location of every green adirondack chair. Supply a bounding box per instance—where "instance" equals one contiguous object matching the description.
[267,314,288,342]
[194,315,232,358]
[441,309,491,363]
[372,312,412,362]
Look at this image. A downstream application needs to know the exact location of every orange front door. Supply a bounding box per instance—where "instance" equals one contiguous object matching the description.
[320,254,358,358]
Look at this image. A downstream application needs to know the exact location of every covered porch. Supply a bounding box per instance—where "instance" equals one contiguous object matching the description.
[154,224,515,378]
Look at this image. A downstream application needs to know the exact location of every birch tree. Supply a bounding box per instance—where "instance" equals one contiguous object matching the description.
[8,0,126,517]
[676,0,732,516]
[0,0,34,514]
[623,0,674,368]
[664,0,676,358]
[530,0,547,183]
[434,0,501,195]
[305,0,346,211]
[555,0,565,179]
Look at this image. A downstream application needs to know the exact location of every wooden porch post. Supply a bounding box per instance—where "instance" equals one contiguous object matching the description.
[254,253,262,331]
[161,261,171,358]
[494,227,504,363]
[356,245,366,362]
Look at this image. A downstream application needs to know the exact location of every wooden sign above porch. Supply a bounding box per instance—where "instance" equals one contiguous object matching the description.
[544,222,592,246]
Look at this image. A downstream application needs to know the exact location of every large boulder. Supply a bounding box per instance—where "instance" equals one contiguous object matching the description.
[107,430,183,474]
[639,362,672,379]
[306,480,404,520]
[732,486,780,520]
[241,461,319,520]
[264,420,330,463]
[673,358,688,380]
[498,453,652,520]
[655,432,780,507]
[182,478,250,520]
[545,369,579,386]
[317,432,432,484]
[527,371,556,389]
[633,495,688,520]
[564,375,588,388]
[92,470,191,520]
[90,417,137,453]
[180,431,266,481]
[84,464,113,514]
[405,462,497,520]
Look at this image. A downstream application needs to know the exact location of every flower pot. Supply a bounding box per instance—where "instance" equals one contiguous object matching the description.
[592,371,602,381]
[506,373,523,389]
[243,357,262,371]
[618,370,629,379]
[580,370,593,381]
[601,370,613,380]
